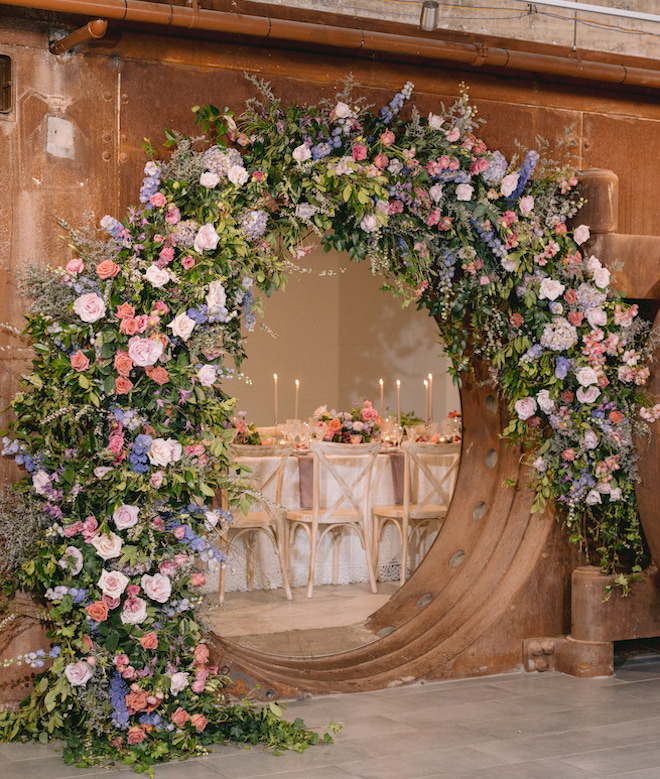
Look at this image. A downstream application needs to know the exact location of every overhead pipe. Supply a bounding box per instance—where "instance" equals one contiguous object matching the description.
[4,0,660,90]
[49,18,108,54]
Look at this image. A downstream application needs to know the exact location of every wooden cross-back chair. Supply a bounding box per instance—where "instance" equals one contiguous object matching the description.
[218,443,294,603]
[285,440,382,598]
[372,441,461,586]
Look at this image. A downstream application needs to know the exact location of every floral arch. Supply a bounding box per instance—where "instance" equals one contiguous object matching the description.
[0,78,656,771]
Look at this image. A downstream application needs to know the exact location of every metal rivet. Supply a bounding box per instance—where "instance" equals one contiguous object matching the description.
[101,132,111,142]
[103,91,113,101]
[416,593,433,608]
[264,688,275,699]
[449,551,465,568]
[473,501,487,521]
[485,449,498,469]
[376,626,395,637]
[119,152,128,163]
[101,150,111,161]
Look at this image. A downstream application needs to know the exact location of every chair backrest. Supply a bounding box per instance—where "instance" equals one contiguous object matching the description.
[309,441,382,522]
[401,441,461,518]
[230,443,294,522]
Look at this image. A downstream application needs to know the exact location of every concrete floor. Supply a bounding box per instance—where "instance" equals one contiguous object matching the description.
[4,649,660,778]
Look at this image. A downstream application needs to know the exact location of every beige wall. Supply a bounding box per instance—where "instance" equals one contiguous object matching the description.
[233,250,460,426]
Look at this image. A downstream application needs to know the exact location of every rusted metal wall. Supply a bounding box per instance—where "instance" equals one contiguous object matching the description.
[1,11,660,467]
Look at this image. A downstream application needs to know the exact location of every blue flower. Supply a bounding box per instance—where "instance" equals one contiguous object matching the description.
[555,356,570,379]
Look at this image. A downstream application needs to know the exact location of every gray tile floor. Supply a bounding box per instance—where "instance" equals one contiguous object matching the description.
[4,652,660,778]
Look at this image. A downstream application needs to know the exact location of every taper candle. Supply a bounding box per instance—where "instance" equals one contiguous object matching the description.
[273,373,278,424]
[424,379,429,425]
[428,373,433,423]
[295,379,300,420]
[379,378,384,417]
[396,379,401,426]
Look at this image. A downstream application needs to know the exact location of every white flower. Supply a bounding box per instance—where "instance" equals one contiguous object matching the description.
[90,531,123,560]
[583,429,599,450]
[501,257,516,273]
[313,405,327,419]
[113,504,140,531]
[194,223,220,253]
[532,457,547,473]
[204,510,220,531]
[32,469,51,496]
[168,313,196,341]
[586,489,602,505]
[592,266,611,289]
[170,671,190,694]
[93,466,113,478]
[429,183,443,203]
[98,569,130,599]
[295,202,318,220]
[360,214,380,233]
[455,183,474,201]
[145,264,170,288]
[128,337,164,367]
[536,389,555,414]
[199,171,220,188]
[334,101,352,119]
[539,278,565,301]
[148,438,182,467]
[59,546,83,575]
[573,224,591,245]
[65,660,93,687]
[292,144,311,163]
[609,487,622,501]
[197,364,217,387]
[227,165,249,187]
[586,308,607,327]
[428,112,444,130]
[206,280,227,316]
[73,293,106,323]
[586,255,602,272]
[576,366,599,386]
[514,397,537,420]
[576,385,601,404]
[141,572,172,603]
[500,172,519,197]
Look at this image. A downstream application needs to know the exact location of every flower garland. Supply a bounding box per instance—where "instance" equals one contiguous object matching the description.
[311,400,382,442]
[0,77,655,770]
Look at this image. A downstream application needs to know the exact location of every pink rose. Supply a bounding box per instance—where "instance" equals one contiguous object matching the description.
[90,531,123,560]
[352,144,367,161]
[113,504,139,530]
[380,130,395,146]
[194,223,220,253]
[59,546,83,575]
[120,595,148,625]
[145,264,170,288]
[96,260,121,279]
[140,632,158,650]
[586,308,607,327]
[70,350,90,372]
[127,336,164,367]
[165,206,181,224]
[65,258,84,274]
[194,644,210,665]
[150,192,167,208]
[519,195,534,216]
[360,214,379,233]
[455,184,473,201]
[191,572,206,587]
[593,267,611,289]
[500,172,519,197]
[171,707,189,727]
[141,572,172,603]
[191,679,206,693]
[73,293,106,323]
[182,255,195,269]
[228,165,249,187]
[190,713,208,732]
[114,653,129,668]
[160,560,177,577]
[150,470,164,489]
[98,569,130,599]
[127,726,147,745]
[65,660,94,687]
[168,313,196,341]
[539,278,565,301]
[200,171,220,188]
[576,366,598,387]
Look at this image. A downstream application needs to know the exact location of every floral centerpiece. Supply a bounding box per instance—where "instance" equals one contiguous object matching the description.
[230,412,262,445]
[0,74,656,772]
[311,400,381,442]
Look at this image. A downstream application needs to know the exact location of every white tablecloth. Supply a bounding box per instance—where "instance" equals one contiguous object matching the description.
[219,447,459,593]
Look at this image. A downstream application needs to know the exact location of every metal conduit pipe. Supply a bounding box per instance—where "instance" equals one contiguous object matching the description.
[49,18,108,54]
[4,0,660,90]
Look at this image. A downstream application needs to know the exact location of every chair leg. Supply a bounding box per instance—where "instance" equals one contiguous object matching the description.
[400,521,409,587]
[307,521,318,598]
[245,531,255,592]
[219,563,226,604]
[372,515,381,577]
[277,531,293,601]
